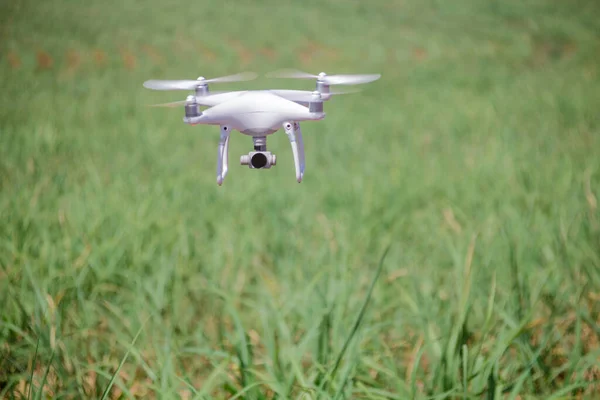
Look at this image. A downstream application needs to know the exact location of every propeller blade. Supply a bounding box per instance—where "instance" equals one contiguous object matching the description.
[322,74,381,85]
[148,100,187,108]
[269,88,360,103]
[147,91,229,108]
[143,80,202,91]
[204,71,258,83]
[143,72,257,91]
[266,69,318,79]
[266,69,381,85]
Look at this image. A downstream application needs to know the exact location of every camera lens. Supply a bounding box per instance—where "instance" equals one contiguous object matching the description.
[250,153,268,169]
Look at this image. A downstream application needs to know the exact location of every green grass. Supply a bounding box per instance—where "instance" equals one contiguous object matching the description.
[1,0,600,398]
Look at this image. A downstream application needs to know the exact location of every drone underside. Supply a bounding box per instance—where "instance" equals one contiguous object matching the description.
[143,69,381,185]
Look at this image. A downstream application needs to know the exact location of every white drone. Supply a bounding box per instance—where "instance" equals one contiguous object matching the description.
[143,69,381,185]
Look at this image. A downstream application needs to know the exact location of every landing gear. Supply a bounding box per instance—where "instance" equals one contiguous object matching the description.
[218,124,306,185]
[216,125,230,186]
[283,121,305,183]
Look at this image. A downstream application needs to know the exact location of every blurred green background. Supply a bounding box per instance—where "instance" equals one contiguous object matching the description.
[1,0,599,398]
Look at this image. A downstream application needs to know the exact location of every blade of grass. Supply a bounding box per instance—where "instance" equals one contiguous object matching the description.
[333,346,360,400]
[320,245,390,393]
[462,344,468,398]
[27,337,40,400]
[546,381,600,399]
[410,345,426,400]
[195,358,231,398]
[34,350,54,400]
[99,317,147,400]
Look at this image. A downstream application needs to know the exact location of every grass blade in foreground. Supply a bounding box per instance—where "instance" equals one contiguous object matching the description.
[99,319,148,400]
[321,246,391,395]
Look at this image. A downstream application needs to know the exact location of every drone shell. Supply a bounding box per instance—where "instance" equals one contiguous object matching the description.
[197,91,325,135]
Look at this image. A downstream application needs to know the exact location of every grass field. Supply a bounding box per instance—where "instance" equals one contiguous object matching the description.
[1,0,600,398]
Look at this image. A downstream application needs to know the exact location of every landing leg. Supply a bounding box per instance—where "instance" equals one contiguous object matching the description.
[283,121,305,183]
[294,122,305,177]
[217,125,230,185]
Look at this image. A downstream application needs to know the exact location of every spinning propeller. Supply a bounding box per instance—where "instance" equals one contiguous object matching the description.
[149,96,201,108]
[266,69,381,85]
[268,88,358,103]
[148,88,357,108]
[143,72,258,91]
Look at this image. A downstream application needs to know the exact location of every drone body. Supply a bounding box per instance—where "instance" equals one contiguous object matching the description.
[143,70,380,185]
[184,91,325,134]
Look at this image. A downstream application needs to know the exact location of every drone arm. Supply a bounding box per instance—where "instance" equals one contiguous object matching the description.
[283,121,305,183]
[216,125,230,185]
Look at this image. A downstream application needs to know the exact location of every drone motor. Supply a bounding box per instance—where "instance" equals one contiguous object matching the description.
[194,78,210,97]
[308,92,324,113]
[184,96,201,118]
[316,74,330,96]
